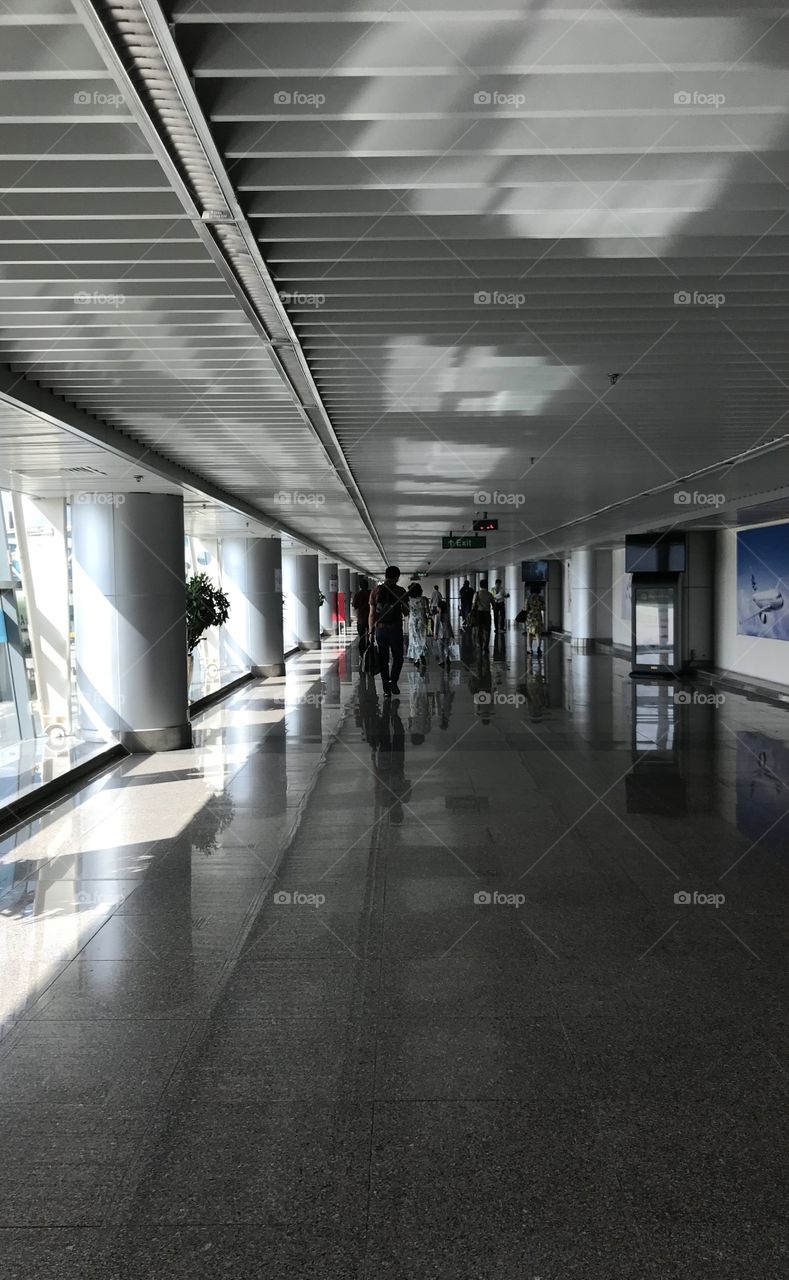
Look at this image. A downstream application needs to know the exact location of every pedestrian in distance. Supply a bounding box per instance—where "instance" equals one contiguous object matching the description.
[406,581,431,673]
[524,584,545,656]
[368,565,410,698]
[471,578,495,650]
[459,578,474,629]
[351,575,371,661]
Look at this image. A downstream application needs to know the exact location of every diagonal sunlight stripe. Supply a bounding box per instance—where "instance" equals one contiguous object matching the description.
[513,117,684,285]
[309,319,482,470]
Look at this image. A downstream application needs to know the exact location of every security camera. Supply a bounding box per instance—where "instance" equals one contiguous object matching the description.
[133,474,144,483]
[609,372,620,385]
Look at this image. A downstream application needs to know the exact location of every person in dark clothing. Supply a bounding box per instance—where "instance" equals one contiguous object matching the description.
[368,565,409,697]
[459,578,474,628]
[351,575,371,659]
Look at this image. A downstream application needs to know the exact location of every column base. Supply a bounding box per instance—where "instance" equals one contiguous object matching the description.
[299,641,321,651]
[252,662,285,677]
[571,638,595,652]
[117,724,193,753]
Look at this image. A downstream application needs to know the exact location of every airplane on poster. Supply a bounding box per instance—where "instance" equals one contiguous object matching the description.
[740,571,785,627]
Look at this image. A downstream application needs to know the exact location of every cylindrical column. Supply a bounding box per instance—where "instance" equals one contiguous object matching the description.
[350,571,359,599]
[337,566,351,628]
[570,547,595,651]
[221,537,284,677]
[319,560,337,634]
[505,564,521,628]
[290,553,321,650]
[72,492,191,752]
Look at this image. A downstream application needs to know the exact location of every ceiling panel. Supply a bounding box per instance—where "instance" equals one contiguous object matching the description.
[0,0,384,572]
[154,0,789,571]
[4,0,789,575]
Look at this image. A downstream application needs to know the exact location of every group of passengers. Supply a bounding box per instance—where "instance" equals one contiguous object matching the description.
[351,566,545,699]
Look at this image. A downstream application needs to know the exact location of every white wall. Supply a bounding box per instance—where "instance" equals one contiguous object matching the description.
[611,547,631,650]
[716,527,789,685]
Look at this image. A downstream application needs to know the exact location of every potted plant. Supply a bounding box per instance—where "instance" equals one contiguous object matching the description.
[186,572,230,689]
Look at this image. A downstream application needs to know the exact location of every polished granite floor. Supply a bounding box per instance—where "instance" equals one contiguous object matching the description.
[0,631,787,1278]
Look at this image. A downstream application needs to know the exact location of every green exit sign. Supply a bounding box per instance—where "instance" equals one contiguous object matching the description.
[442,535,487,550]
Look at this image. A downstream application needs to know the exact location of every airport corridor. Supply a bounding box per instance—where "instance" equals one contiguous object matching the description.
[0,635,786,1279]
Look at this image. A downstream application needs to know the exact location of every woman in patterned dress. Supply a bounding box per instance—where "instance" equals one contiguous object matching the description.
[406,582,430,671]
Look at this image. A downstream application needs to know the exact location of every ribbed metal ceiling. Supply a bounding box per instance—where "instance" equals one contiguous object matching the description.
[160,0,789,569]
[0,0,384,571]
[3,0,789,573]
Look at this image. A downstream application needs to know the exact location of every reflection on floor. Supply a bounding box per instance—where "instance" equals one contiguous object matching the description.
[0,632,788,1277]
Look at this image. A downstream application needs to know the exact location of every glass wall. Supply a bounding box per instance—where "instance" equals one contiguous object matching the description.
[185,534,247,703]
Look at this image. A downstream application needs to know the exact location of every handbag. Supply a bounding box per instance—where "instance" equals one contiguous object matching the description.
[360,640,380,676]
[448,642,461,662]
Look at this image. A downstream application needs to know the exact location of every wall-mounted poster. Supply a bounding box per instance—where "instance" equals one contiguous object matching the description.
[737,524,789,639]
